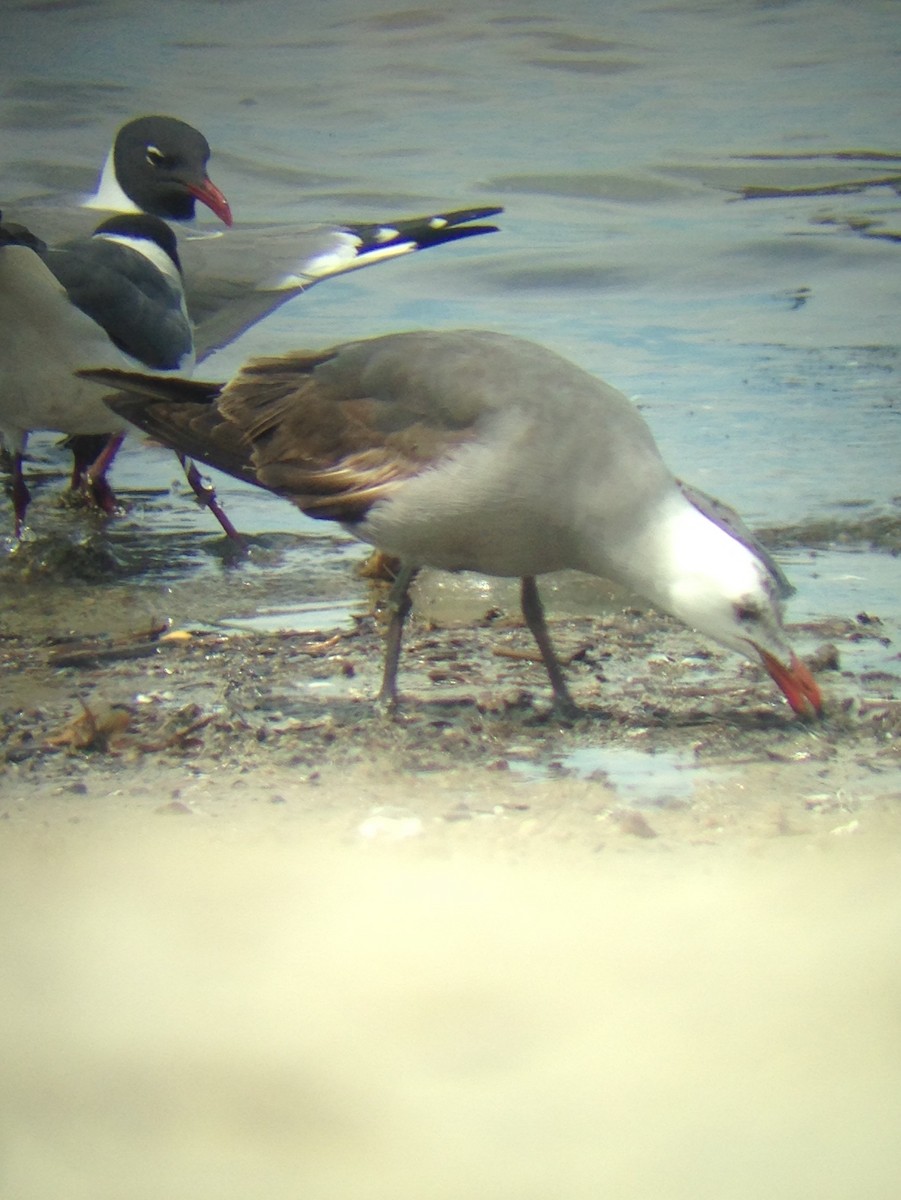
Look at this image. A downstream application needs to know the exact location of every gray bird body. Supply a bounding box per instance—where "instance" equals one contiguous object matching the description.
[85,329,822,717]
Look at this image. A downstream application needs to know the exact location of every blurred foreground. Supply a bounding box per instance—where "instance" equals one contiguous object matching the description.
[1,807,900,1200]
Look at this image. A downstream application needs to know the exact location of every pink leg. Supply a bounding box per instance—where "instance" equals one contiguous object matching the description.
[68,434,243,545]
[179,455,246,547]
[84,432,126,514]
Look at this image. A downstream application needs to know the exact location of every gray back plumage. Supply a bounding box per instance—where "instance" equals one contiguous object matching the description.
[44,221,192,370]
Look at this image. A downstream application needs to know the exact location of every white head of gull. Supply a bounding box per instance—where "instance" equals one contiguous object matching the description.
[83,329,823,718]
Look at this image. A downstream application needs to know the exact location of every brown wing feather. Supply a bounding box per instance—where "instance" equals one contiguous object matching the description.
[211,350,477,522]
[78,368,261,486]
[84,347,478,524]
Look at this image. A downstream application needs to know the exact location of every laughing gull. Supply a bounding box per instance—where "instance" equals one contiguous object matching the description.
[7,114,501,357]
[6,115,501,510]
[78,117,502,356]
[84,330,823,719]
[4,115,236,519]
[85,114,233,227]
[183,206,504,361]
[8,116,233,246]
[1,113,501,535]
[0,212,237,539]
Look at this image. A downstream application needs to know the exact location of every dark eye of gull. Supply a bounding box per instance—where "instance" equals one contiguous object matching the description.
[734,600,762,624]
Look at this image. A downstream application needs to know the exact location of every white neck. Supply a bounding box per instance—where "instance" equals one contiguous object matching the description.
[84,149,141,214]
[94,231,181,285]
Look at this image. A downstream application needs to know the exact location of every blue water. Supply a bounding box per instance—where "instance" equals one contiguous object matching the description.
[2,0,899,653]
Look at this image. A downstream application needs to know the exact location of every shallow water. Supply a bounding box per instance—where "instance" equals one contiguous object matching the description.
[2,0,899,664]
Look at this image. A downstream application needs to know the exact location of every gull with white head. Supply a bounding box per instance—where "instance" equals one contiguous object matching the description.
[83,329,822,719]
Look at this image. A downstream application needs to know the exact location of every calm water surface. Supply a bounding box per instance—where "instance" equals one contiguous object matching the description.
[2,0,899,654]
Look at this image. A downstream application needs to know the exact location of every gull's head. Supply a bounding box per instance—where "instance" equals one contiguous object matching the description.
[109,115,233,227]
[653,499,822,718]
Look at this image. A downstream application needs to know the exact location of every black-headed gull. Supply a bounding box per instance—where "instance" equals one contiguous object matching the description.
[3,116,500,531]
[8,114,501,359]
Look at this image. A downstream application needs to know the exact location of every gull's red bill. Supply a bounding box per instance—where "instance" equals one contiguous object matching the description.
[189,176,232,227]
[757,648,823,718]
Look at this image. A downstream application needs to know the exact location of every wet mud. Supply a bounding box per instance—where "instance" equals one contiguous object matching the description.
[2,583,899,854]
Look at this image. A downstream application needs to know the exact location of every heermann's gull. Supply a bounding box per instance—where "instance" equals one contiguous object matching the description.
[0,213,236,539]
[83,330,823,718]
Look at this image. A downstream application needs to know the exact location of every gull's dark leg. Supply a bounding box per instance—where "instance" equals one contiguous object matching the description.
[67,434,109,492]
[9,452,31,538]
[520,575,578,715]
[178,455,246,548]
[377,562,419,709]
